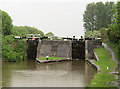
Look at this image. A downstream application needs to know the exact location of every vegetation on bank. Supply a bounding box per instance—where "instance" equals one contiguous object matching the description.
[84,2,119,88]
[2,25,45,62]
[84,2,120,61]
[1,9,56,62]
[84,1,120,46]
[90,47,118,87]
[106,42,119,61]
[40,57,66,60]
[1,9,47,62]
[2,35,27,62]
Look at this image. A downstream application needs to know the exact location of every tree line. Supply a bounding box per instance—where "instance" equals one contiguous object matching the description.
[84,1,120,59]
[1,9,54,62]
[83,2,114,31]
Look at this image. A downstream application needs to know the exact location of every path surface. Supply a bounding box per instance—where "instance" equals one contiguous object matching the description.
[102,43,119,64]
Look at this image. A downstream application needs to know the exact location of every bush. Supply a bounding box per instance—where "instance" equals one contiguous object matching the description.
[107,24,119,44]
[100,28,109,42]
[2,35,27,62]
[45,32,54,37]
[85,30,101,38]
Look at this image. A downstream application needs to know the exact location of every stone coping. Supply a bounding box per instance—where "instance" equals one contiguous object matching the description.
[36,58,71,63]
[86,59,101,72]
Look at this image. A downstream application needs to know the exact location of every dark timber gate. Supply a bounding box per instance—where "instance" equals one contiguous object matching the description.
[27,39,39,59]
[72,40,85,60]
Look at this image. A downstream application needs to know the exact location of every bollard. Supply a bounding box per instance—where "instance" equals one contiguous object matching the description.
[46,56,49,60]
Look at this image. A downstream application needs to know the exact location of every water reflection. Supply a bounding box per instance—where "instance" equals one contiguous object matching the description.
[2,60,96,87]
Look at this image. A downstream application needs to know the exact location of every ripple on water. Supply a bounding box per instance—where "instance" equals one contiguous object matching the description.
[14,70,68,77]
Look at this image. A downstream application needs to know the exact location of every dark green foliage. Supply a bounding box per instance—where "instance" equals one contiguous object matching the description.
[1,12,45,62]
[0,10,2,58]
[1,10,45,62]
[85,30,101,38]
[107,2,120,60]
[1,10,13,35]
[0,10,2,33]
[95,2,106,30]
[105,2,115,27]
[100,28,109,42]
[2,17,45,62]
[2,25,45,62]
[83,2,114,31]
[107,2,120,44]
[2,35,27,62]
[83,3,96,31]
[119,43,120,60]
[12,26,44,37]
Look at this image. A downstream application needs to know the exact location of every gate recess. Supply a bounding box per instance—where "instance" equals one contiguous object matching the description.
[72,40,85,60]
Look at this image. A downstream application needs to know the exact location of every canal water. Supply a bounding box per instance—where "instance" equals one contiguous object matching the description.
[2,59,96,87]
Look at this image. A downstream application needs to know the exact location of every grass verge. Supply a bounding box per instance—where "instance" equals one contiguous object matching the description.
[40,57,66,60]
[89,46,118,87]
[106,42,119,62]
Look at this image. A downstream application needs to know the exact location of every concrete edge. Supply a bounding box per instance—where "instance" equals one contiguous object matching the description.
[86,59,101,72]
[86,51,101,72]
[94,51,99,61]
[36,58,72,63]
[86,52,119,87]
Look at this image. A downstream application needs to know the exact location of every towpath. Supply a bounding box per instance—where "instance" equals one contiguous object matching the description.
[102,43,119,64]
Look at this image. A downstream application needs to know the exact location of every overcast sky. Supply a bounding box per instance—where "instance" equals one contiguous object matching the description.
[0,0,117,37]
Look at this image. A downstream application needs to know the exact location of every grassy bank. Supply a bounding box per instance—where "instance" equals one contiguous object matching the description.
[89,46,118,87]
[106,42,119,62]
[40,57,66,60]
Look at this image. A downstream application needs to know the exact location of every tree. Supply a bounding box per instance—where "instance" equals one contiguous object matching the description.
[12,26,44,37]
[100,28,109,42]
[85,30,101,38]
[2,10,13,35]
[0,10,2,34]
[95,2,106,30]
[45,32,54,37]
[83,3,96,31]
[105,2,115,27]
[0,10,1,58]
[107,1,120,44]
[83,2,114,32]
